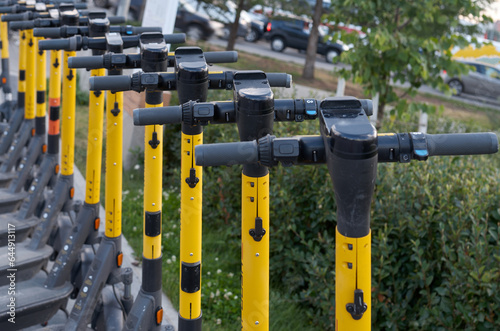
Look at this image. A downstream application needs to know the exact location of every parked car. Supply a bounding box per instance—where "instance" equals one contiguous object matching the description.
[243,11,266,42]
[185,0,250,40]
[129,0,144,20]
[175,0,224,40]
[442,61,500,99]
[263,16,349,63]
[93,0,117,9]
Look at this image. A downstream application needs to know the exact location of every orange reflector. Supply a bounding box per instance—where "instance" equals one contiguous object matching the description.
[55,164,59,174]
[31,128,35,136]
[117,252,123,267]
[48,119,60,135]
[94,218,100,231]
[69,187,74,199]
[49,97,60,107]
[2,78,6,84]
[156,307,163,325]
[42,144,47,153]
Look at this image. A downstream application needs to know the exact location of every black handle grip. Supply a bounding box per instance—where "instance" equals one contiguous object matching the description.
[0,6,14,13]
[89,75,132,91]
[0,1,16,6]
[33,27,61,38]
[132,26,162,34]
[8,20,34,30]
[266,73,292,88]
[195,141,259,167]
[133,106,182,126]
[204,51,238,64]
[164,33,186,44]
[74,3,87,10]
[426,133,498,156]
[38,38,74,51]
[108,16,126,24]
[1,12,29,21]
[68,55,104,69]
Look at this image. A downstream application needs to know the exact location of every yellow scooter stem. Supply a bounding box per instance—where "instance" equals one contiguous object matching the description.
[143,98,163,259]
[84,69,105,205]
[47,50,62,156]
[60,50,76,177]
[335,229,371,330]
[105,90,124,238]
[17,30,26,106]
[241,173,270,330]
[24,29,35,120]
[179,132,203,321]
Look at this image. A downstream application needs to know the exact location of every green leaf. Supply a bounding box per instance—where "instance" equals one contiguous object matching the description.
[437,15,448,24]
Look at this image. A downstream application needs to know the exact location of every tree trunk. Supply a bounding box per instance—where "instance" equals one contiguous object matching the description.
[302,0,323,79]
[376,75,391,128]
[226,0,245,51]
[116,0,132,18]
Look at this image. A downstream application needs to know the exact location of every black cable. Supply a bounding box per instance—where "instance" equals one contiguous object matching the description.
[60,306,69,318]
[112,283,128,321]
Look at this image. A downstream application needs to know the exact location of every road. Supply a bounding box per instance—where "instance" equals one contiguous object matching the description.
[208,37,349,72]
[208,37,500,111]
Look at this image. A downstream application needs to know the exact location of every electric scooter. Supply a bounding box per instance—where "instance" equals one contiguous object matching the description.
[86,40,250,330]
[62,32,185,331]
[0,1,88,156]
[0,9,137,248]
[194,96,499,330]
[0,43,61,248]
[0,7,83,290]
[132,72,329,330]
[0,20,169,331]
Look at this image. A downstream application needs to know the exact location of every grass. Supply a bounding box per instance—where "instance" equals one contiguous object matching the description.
[71,44,500,329]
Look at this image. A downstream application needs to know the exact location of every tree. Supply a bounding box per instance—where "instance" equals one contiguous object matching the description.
[327,0,492,125]
[226,0,246,51]
[302,0,324,79]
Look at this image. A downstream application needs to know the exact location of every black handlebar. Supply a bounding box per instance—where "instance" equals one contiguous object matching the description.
[195,132,499,167]
[196,140,259,167]
[1,12,32,21]
[8,19,34,29]
[68,55,104,69]
[133,98,342,126]
[0,2,86,13]
[38,37,76,50]
[34,26,66,38]
[106,16,125,24]
[40,33,185,51]
[91,75,132,91]
[33,25,162,38]
[116,26,163,35]
[377,132,499,162]
[266,72,292,88]
[133,105,183,126]
[203,51,238,64]
[90,71,291,92]
[426,133,498,156]
[160,32,185,45]
[8,15,125,30]
[73,48,235,71]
